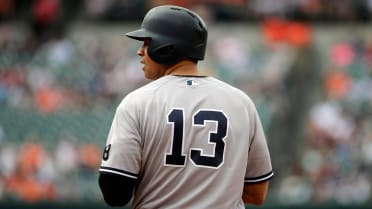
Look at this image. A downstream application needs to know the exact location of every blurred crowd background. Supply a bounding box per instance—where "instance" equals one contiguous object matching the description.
[0,0,372,207]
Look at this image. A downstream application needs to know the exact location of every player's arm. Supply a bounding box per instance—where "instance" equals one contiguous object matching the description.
[98,95,142,207]
[242,181,269,205]
[98,171,137,207]
[243,101,273,205]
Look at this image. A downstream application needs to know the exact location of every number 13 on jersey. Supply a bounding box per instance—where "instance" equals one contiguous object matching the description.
[165,108,229,169]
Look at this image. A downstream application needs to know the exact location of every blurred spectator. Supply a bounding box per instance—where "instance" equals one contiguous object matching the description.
[3,140,56,202]
[78,143,101,171]
[54,137,79,175]
[210,35,250,84]
[101,0,145,21]
[30,0,64,44]
[2,0,371,22]
[76,142,102,201]
[250,0,291,17]
[360,124,372,166]
[324,69,352,100]
[330,42,356,67]
[53,136,80,200]
[0,145,17,178]
[309,101,355,144]
[278,173,313,205]
[334,173,371,204]
[261,18,312,48]
[83,0,111,19]
[0,145,17,200]
[0,0,13,21]
[147,0,195,9]
[0,125,4,143]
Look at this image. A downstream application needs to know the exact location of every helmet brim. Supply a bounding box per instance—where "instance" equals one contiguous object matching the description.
[125,29,152,41]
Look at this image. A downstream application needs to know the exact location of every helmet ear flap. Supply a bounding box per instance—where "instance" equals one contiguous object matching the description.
[149,44,178,65]
[154,44,175,57]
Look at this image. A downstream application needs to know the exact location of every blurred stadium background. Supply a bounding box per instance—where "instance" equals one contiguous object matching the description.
[0,0,371,208]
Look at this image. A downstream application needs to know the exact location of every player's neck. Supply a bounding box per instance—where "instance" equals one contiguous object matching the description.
[164,60,198,76]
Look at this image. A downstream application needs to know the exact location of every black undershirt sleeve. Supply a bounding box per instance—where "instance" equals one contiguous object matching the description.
[98,172,137,207]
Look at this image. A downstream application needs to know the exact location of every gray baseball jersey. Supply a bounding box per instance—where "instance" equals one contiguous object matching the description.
[99,75,273,209]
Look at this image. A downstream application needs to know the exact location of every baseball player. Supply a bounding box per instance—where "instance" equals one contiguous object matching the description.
[98,5,273,209]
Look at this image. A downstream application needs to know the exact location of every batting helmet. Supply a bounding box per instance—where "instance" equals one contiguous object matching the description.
[126,5,208,65]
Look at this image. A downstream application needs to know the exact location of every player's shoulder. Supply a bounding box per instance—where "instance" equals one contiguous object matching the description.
[209,77,255,104]
[129,76,171,97]
[117,76,171,109]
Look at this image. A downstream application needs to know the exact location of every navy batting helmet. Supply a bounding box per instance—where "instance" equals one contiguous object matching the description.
[126,5,208,65]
